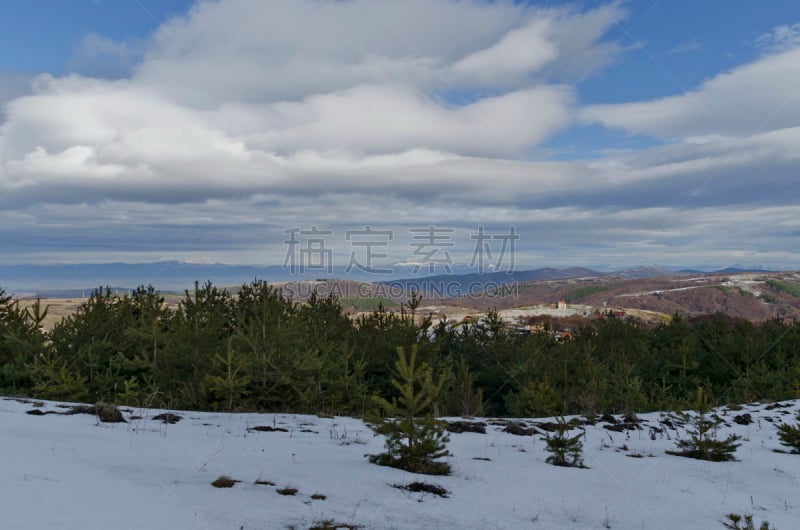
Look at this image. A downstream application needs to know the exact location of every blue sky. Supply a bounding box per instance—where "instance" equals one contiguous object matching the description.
[0,1,193,73]
[1,0,800,274]
[579,0,800,101]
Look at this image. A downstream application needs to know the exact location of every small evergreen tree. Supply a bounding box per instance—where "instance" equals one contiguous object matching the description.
[722,513,772,530]
[1,295,50,395]
[507,378,561,418]
[30,355,89,402]
[368,345,451,475]
[667,387,741,461]
[541,417,586,468]
[452,355,484,417]
[205,338,250,411]
[776,414,800,454]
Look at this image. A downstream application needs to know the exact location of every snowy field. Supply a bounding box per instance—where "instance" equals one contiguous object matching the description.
[1,397,798,530]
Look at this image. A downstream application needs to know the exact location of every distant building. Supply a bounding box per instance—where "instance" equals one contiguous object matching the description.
[529,322,546,333]
[555,329,574,342]
[557,299,567,309]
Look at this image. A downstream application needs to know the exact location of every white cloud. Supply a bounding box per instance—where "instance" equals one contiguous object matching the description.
[3,0,618,200]
[69,33,143,78]
[757,22,800,53]
[669,39,700,55]
[580,47,800,140]
[133,0,623,105]
[536,2,627,79]
[450,19,558,84]
[135,0,512,105]
[248,84,573,157]
[0,73,32,118]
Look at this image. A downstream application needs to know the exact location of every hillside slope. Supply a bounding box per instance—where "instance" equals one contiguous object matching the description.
[436,271,800,322]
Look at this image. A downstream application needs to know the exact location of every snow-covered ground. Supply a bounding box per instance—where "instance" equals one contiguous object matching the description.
[1,397,798,529]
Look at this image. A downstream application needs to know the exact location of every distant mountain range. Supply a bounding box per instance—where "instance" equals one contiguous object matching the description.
[381,267,606,297]
[0,261,363,294]
[0,260,779,297]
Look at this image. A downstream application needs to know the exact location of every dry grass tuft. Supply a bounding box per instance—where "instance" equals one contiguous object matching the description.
[96,403,126,423]
[392,481,449,498]
[152,412,182,424]
[211,475,239,488]
[309,520,360,530]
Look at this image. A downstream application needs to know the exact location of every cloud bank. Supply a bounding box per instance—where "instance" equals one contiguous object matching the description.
[1,0,799,270]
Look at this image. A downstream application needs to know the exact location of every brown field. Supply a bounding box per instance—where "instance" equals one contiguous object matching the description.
[17,298,84,331]
[17,294,185,331]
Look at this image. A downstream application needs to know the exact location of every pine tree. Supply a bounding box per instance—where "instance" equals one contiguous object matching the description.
[166,281,234,407]
[722,513,773,530]
[30,355,89,402]
[205,338,250,411]
[48,287,120,402]
[542,417,586,468]
[232,280,296,411]
[776,414,800,454]
[368,345,451,475]
[1,295,49,394]
[319,339,369,416]
[452,355,484,418]
[667,387,741,461]
[507,378,561,418]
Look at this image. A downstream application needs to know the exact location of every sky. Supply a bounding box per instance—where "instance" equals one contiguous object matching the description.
[2,0,800,275]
